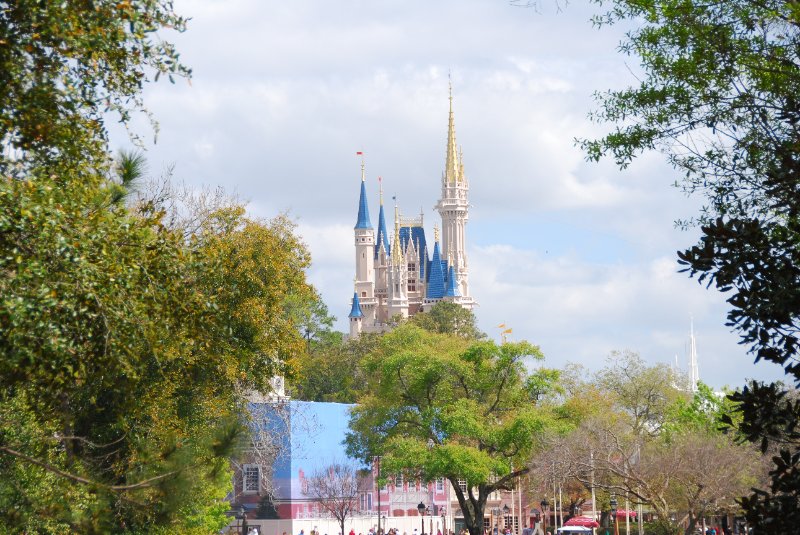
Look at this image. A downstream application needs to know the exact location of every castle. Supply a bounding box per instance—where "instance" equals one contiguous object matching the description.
[348,88,476,338]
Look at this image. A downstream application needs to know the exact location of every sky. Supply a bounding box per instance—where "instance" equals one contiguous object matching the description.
[110,0,787,389]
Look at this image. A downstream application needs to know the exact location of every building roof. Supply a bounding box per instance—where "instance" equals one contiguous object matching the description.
[349,292,363,318]
[445,265,461,297]
[354,180,372,229]
[375,203,390,258]
[427,241,446,299]
[399,225,429,277]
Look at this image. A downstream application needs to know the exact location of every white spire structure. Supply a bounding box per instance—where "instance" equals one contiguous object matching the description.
[435,78,474,308]
[689,317,700,392]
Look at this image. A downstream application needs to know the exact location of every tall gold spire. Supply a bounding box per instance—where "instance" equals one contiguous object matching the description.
[392,202,402,266]
[379,176,383,205]
[444,76,460,185]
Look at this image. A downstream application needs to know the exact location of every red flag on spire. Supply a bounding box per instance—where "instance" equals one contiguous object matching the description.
[356,151,363,155]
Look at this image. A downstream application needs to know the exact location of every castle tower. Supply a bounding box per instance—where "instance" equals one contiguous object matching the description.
[387,204,409,319]
[435,81,472,304]
[353,157,377,324]
[349,290,364,338]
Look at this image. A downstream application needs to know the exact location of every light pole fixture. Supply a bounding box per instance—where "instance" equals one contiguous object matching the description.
[237,506,246,535]
[609,496,619,535]
[540,499,549,535]
[418,501,426,535]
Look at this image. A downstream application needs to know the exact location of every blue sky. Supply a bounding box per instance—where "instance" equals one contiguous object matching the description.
[111,0,787,389]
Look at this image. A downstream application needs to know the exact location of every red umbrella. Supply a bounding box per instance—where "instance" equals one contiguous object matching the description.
[615,510,637,518]
[564,517,600,528]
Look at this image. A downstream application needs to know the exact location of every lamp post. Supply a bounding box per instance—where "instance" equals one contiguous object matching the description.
[237,506,247,535]
[540,499,549,535]
[442,510,447,535]
[610,496,619,535]
[418,502,427,535]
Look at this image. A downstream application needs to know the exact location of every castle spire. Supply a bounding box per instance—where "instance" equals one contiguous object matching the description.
[355,154,372,229]
[392,202,402,266]
[375,176,390,258]
[444,76,460,185]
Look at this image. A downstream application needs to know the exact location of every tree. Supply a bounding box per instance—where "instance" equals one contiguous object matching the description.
[410,301,486,339]
[292,332,379,403]
[581,1,800,530]
[0,0,190,175]
[594,351,688,437]
[304,461,366,535]
[0,172,315,531]
[543,356,765,535]
[345,324,557,535]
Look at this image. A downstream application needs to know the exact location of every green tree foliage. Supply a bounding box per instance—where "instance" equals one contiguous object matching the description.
[292,332,379,403]
[346,324,557,535]
[0,170,314,531]
[545,355,764,535]
[582,1,800,530]
[409,301,486,339]
[1,1,319,531]
[0,0,190,173]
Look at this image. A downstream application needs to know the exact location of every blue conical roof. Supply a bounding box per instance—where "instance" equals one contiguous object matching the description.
[445,266,461,297]
[427,242,446,299]
[375,203,390,258]
[349,292,363,318]
[355,181,372,229]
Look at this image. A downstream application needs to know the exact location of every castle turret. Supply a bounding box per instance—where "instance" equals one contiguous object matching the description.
[435,81,473,306]
[349,290,364,338]
[387,204,409,319]
[353,157,377,324]
[426,226,446,300]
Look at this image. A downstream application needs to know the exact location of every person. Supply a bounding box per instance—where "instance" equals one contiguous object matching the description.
[350,529,355,535]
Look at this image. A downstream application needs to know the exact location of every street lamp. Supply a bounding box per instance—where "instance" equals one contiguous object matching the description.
[540,499,549,535]
[609,496,619,535]
[236,506,247,535]
[441,509,447,535]
[418,502,426,535]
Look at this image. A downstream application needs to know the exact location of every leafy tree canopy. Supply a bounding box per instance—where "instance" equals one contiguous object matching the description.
[0,0,190,174]
[409,301,486,339]
[0,170,315,531]
[346,324,558,535]
[582,1,800,529]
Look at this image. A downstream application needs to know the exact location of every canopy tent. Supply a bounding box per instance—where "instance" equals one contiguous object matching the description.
[564,517,600,528]
[615,509,637,518]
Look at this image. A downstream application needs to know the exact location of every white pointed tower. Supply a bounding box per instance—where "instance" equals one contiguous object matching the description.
[387,203,409,319]
[689,318,700,392]
[353,157,377,324]
[435,81,474,308]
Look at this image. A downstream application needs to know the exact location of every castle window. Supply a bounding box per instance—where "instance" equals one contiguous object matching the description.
[361,291,366,297]
[243,464,260,494]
